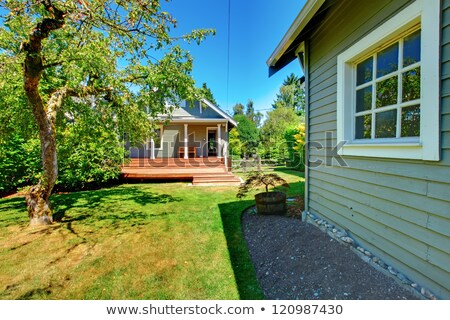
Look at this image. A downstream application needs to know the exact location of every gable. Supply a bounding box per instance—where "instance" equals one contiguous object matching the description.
[168,99,237,127]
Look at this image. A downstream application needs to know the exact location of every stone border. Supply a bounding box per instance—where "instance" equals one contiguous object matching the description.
[302,211,438,300]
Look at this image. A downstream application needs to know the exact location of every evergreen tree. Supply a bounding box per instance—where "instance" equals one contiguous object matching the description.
[199,83,218,105]
[233,103,245,115]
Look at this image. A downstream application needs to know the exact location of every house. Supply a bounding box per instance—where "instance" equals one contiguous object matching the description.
[268,0,449,299]
[122,99,241,186]
[128,98,237,160]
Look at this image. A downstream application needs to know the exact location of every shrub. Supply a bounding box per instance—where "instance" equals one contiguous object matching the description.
[0,134,41,193]
[285,124,306,171]
[57,123,124,190]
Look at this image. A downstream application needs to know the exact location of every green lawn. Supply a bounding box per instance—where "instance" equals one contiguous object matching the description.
[0,169,304,300]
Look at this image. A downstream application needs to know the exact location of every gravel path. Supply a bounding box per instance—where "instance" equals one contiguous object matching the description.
[242,210,420,300]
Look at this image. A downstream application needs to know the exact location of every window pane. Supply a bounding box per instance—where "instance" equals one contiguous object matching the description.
[356,86,372,112]
[377,43,399,77]
[401,105,420,137]
[376,76,398,108]
[357,57,373,85]
[403,30,421,67]
[402,67,421,102]
[375,110,397,138]
[355,114,372,139]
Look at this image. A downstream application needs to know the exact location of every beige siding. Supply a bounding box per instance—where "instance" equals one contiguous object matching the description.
[306,0,450,298]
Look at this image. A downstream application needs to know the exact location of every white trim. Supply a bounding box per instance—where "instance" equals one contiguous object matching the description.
[217,123,222,158]
[183,123,188,159]
[336,0,440,161]
[167,118,228,124]
[150,138,155,159]
[267,0,325,67]
[206,127,217,158]
[201,99,237,127]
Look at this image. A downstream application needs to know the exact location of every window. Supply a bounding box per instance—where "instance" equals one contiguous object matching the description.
[337,0,440,160]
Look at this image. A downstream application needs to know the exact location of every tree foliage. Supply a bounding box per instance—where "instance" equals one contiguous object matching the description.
[245,99,263,128]
[0,0,214,224]
[273,73,305,116]
[233,114,259,157]
[236,171,289,198]
[260,106,301,162]
[199,82,218,105]
[285,124,306,170]
[233,103,244,116]
[227,127,241,158]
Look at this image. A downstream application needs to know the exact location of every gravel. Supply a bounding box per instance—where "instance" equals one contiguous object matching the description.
[242,210,420,300]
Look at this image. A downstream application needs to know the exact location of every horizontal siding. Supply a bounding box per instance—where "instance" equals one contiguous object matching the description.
[445,0,450,9]
[309,169,450,220]
[309,120,337,133]
[443,60,450,78]
[444,7,450,28]
[311,179,450,239]
[306,0,450,298]
[309,95,336,117]
[309,83,337,104]
[309,0,414,70]
[308,183,450,261]
[443,132,450,148]
[442,23,450,44]
[309,111,336,126]
[310,60,337,88]
[443,96,450,114]
[443,115,450,132]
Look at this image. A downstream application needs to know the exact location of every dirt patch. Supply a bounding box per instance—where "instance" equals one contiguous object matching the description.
[242,210,420,300]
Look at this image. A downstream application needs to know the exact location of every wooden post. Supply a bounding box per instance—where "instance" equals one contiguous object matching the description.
[150,138,155,159]
[217,123,222,158]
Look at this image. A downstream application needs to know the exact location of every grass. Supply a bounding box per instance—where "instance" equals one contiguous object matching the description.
[0,169,304,300]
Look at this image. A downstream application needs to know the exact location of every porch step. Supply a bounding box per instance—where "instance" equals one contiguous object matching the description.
[192,174,242,186]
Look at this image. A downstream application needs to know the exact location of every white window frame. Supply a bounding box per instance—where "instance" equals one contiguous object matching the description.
[336,0,440,161]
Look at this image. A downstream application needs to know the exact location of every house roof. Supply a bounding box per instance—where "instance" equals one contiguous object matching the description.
[201,98,237,127]
[267,0,326,74]
[160,99,237,128]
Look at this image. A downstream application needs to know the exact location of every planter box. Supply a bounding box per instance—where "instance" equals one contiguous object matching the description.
[255,191,287,215]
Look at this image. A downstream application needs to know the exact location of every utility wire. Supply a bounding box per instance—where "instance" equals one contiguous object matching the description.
[226,0,231,110]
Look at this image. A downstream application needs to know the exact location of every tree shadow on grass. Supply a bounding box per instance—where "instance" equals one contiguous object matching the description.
[0,185,182,232]
[218,200,264,300]
[0,197,29,227]
[52,185,182,224]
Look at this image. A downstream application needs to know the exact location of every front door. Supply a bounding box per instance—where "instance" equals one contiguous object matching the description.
[207,130,217,157]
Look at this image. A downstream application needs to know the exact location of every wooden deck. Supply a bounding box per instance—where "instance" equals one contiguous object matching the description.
[121,158,242,186]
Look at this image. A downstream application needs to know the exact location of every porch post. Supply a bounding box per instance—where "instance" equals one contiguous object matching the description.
[217,123,222,158]
[184,123,188,159]
[150,138,155,160]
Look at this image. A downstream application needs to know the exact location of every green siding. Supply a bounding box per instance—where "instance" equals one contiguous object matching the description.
[306,0,450,298]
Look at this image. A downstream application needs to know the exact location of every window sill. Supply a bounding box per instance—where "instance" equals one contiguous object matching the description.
[339,142,424,160]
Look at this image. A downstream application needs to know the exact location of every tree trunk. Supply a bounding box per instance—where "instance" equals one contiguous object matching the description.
[27,183,54,226]
[24,91,62,226]
[21,4,66,226]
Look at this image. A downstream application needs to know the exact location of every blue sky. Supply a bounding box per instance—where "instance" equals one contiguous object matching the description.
[163,0,307,116]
